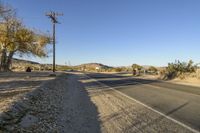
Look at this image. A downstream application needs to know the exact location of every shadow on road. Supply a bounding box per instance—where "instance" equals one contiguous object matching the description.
[57,73,101,133]
[85,73,200,96]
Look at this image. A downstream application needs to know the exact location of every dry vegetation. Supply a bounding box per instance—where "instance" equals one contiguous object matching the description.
[159,60,199,80]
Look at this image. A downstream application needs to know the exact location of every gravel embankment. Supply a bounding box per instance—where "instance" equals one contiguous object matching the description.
[0,72,63,132]
[0,72,101,133]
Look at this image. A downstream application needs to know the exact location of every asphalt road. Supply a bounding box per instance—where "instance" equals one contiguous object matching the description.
[86,72,200,132]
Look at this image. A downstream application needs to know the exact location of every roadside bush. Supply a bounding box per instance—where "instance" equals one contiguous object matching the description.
[148,66,158,73]
[132,64,142,71]
[132,64,143,76]
[164,60,197,79]
[115,67,123,72]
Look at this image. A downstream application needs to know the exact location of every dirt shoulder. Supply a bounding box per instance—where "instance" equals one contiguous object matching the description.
[167,78,200,87]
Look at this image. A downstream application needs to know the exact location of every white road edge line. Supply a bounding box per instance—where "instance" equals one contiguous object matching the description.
[84,74,200,133]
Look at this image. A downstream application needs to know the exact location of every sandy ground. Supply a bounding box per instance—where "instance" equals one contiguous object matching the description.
[169,78,200,87]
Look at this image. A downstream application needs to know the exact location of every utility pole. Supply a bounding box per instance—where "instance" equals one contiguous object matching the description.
[45,11,63,72]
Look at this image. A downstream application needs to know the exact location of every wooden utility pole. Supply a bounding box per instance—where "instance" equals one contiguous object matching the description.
[45,11,63,72]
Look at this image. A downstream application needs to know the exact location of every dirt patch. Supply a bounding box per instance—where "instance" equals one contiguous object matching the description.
[170,77,200,87]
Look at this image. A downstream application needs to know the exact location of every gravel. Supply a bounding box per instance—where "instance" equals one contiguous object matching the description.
[0,72,63,132]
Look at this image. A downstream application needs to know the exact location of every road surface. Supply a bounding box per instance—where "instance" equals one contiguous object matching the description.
[85,72,200,132]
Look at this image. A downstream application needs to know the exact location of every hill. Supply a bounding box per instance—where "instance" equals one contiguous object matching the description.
[12,58,40,65]
[75,63,113,71]
[11,58,41,71]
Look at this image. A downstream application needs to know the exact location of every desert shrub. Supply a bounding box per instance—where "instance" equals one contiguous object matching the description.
[115,67,123,72]
[148,66,158,73]
[132,64,143,76]
[165,60,197,79]
[132,64,142,71]
[56,66,74,71]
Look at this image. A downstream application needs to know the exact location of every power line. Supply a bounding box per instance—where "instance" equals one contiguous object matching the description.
[45,11,63,73]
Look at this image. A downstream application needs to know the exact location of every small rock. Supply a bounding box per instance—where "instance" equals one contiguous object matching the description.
[0,112,11,121]
[24,76,31,79]
[20,114,39,128]
[4,125,15,132]
[49,74,56,77]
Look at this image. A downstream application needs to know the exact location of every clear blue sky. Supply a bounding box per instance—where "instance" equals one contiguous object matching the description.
[5,0,200,66]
